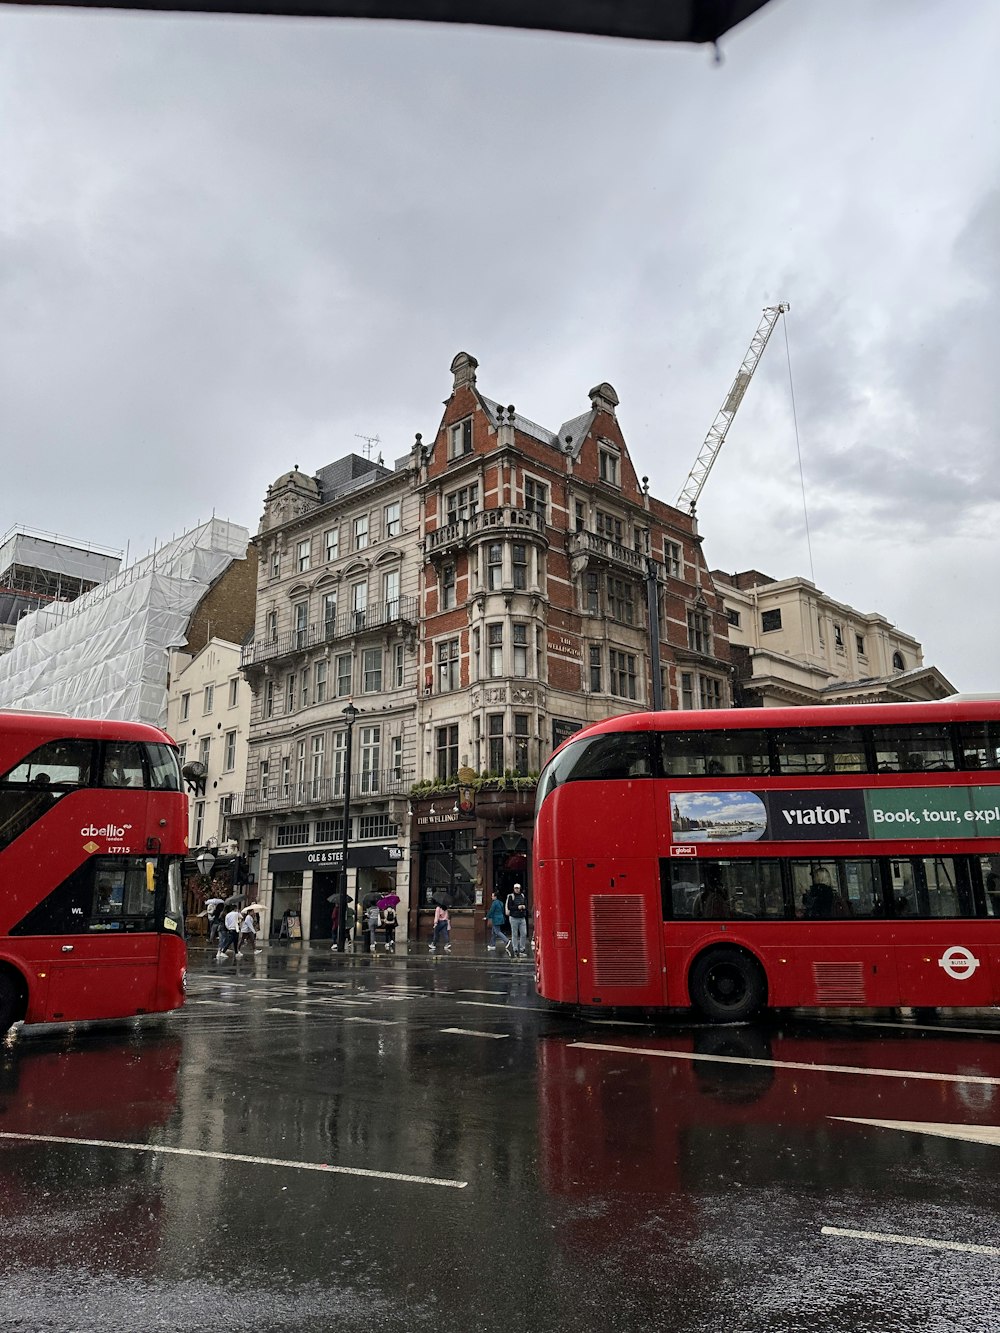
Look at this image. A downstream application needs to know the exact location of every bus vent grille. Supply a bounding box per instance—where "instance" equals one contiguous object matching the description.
[590,895,649,989]
[812,961,866,1004]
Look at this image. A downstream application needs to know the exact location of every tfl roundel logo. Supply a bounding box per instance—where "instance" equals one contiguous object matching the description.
[937,946,981,981]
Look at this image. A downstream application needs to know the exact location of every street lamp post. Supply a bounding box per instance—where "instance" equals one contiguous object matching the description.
[336,702,360,952]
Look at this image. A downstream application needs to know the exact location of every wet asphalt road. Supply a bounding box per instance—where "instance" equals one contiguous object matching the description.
[2,945,1000,1333]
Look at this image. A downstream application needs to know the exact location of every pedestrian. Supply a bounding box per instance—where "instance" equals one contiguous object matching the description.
[505,883,528,958]
[366,903,380,954]
[429,901,451,953]
[484,889,512,956]
[237,908,262,957]
[206,897,225,947]
[217,904,240,960]
[330,902,339,949]
[382,904,397,952]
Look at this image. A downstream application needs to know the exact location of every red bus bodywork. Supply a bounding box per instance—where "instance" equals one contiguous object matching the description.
[534,701,1000,1017]
[0,712,187,1032]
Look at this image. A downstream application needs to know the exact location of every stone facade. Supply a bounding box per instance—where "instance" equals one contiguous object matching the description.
[714,569,955,705]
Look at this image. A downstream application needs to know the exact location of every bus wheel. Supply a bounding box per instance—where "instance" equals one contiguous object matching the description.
[689,948,766,1023]
[0,974,20,1036]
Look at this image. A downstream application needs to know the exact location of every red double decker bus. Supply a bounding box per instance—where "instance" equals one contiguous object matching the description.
[0,711,188,1035]
[533,699,1000,1020]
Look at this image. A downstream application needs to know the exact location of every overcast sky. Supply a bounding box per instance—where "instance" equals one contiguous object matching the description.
[3,1,999,689]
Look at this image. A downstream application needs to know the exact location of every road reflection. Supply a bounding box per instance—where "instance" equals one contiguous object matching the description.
[538,1019,1000,1262]
[0,1032,181,1273]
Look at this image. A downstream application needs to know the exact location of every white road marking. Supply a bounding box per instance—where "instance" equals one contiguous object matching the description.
[852,1021,1000,1038]
[183,999,241,1006]
[821,1226,1000,1257]
[457,1000,542,1013]
[345,1016,401,1026]
[0,1132,467,1189]
[458,990,508,996]
[266,1007,323,1016]
[570,1042,1000,1087]
[441,1027,509,1039]
[831,1117,1000,1146]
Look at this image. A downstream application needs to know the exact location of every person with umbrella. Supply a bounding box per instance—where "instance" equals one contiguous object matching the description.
[429,891,452,954]
[377,893,399,953]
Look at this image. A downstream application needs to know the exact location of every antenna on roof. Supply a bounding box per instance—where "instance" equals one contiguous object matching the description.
[355,433,381,461]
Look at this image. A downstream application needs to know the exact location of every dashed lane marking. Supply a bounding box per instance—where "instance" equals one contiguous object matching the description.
[458,990,509,996]
[345,1016,402,1025]
[570,1042,1000,1087]
[456,1000,544,1014]
[0,1133,466,1189]
[831,1116,1000,1146]
[821,1226,1000,1256]
[441,1027,509,1039]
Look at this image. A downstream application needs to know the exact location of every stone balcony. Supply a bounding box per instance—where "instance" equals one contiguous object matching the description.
[424,506,546,557]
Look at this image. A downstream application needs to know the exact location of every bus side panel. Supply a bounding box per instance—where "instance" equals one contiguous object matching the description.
[154,931,187,1015]
[894,922,999,1007]
[574,860,666,1009]
[33,934,159,1023]
[534,858,579,1005]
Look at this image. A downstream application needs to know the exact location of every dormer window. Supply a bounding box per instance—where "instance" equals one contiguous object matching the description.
[599,448,620,486]
[449,418,473,460]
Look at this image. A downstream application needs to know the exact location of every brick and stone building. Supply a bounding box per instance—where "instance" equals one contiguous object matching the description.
[410,352,732,946]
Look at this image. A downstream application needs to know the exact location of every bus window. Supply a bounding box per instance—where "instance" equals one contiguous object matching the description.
[791,860,881,918]
[954,722,1000,771]
[775,728,866,775]
[1,738,93,786]
[892,856,974,918]
[871,725,954,772]
[555,732,653,784]
[662,859,784,920]
[660,729,771,777]
[12,856,159,935]
[981,855,1000,916]
[146,743,182,791]
[102,741,145,788]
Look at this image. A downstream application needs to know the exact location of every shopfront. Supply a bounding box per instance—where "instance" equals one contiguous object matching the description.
[409,789,533,948]
[267,843,405,942]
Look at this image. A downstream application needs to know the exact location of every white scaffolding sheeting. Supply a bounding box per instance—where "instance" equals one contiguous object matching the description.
[0,519,250,725]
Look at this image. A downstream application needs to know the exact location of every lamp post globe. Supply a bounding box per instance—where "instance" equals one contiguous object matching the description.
[195,847,217,878]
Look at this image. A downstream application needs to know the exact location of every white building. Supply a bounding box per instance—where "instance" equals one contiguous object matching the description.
[713,569,955,705]
[166,639,252,854]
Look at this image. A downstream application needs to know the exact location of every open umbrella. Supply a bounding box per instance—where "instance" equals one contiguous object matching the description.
[224,894,246,907]
[242,902,265,913]
[432,890,453,908]
[361,892,381,909]
[377,893,400,910]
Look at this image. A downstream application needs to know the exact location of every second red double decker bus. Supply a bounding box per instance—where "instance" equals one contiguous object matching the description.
[533,699,1000,1020]
[0,711,188,1036]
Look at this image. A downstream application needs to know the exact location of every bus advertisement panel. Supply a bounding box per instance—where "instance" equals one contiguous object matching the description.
[0,711,188,1034]
[533,700,1000,1020]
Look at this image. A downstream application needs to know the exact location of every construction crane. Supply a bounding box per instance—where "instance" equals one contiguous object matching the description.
[676,302,789,514]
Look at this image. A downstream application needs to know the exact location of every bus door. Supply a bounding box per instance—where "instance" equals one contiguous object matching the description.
[574,860,665,1008]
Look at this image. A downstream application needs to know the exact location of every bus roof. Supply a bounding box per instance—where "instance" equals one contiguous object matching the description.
[567,697,1000,742]
[0,711,175,746]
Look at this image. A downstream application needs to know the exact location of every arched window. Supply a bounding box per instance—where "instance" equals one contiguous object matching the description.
[892,651,905,672]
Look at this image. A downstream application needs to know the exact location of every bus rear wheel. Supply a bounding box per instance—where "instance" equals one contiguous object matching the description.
[689,948,766,1023]
[0,972,23,1036]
